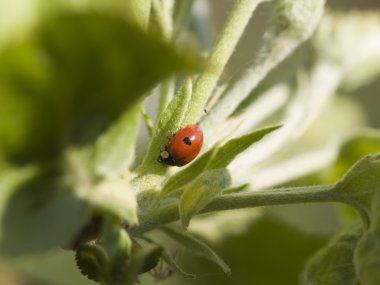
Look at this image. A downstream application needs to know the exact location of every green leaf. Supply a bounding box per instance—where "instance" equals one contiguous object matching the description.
[40,12,196,145]
[89,178,138,225]
[180,169,231,228]
[101,217,132,261]
[329,153,380,284]
[137,78,193,176]
[38,0,150,24]
[301,224,362,285]
[161,146,218,197]
[332,153,380,225]
[208,125,282,169]
[125,0,151,28]
[355,229,380,285]
[113,235,164,281]
[157,80,194,133]
[354,191,380,285]
[222,183,249,194]
[162,252,196,279]
[330,129,380,182]
[0,163,39,208]
[93,104,140,179]
[0,11,196,162]
[137,235,196,279]
[80,217,135,285]
[183,213,327,285]
[136,244,164,274]
[0,40,59,162]
[75,243,108,282]
[0,165,90,255]
[0,0,38,50]
[155,78,193,139]
[161,226,231,275]
[5,249,96,285]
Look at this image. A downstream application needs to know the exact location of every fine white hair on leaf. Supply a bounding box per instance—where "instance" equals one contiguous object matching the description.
[229,60,343,172]
[237,145,339,190]
[201,0,326,137]
[202,84,290,148]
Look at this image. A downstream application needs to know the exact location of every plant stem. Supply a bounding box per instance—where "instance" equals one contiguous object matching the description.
[129,184,339,235]
[183,0,262,125]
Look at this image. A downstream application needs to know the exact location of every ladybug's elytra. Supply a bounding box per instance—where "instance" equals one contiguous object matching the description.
[159,124,203,167]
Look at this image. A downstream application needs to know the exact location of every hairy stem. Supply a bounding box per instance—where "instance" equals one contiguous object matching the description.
[183,0,262,125]
[129,184,339,235]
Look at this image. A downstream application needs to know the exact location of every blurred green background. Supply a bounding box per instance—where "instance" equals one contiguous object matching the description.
[1,0,379,285]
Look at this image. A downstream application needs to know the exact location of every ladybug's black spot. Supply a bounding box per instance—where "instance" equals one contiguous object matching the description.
[183,137,192,146]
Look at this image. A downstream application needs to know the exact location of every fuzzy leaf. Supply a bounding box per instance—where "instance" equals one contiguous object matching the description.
[330,129,380,182]
[138,235,196,279]
[156,78,192,132]
[200,0,324,135]
[137,124,279,192]
[89,178,138,224]
[75,243,108,282]
[355,229,380,285]
[81,218,135,284]
[161,226,231,275]
[222,183,249,194]
[333,153,380,219]
[301,224,362,285]
[162,252,196,279]
[125,0,151,28]
[354,190,380,285]
[0,12,196,162]
[137,78,193,174]
[161,146,218,197]
[179,169,231,228]
[0,164,39,207]
[137,244,164,274]
[208,125,282,169]
[93,104,140,179]
[85,219,163,284]
[101,217,132,260]
[0,165,90,255]
[330,153,380,284]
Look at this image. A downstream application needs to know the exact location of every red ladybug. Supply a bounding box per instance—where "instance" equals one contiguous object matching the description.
[159,124,203,166]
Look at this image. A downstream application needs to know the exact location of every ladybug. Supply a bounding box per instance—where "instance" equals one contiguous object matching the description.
[159,124,203,166]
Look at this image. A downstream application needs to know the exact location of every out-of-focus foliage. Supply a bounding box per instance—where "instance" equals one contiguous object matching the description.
[301,224,362,285]
[156,214,328,285]
[0,0,380,284]
[0,12,195,162]
[0,0,197,282]
[328,130,380,182]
